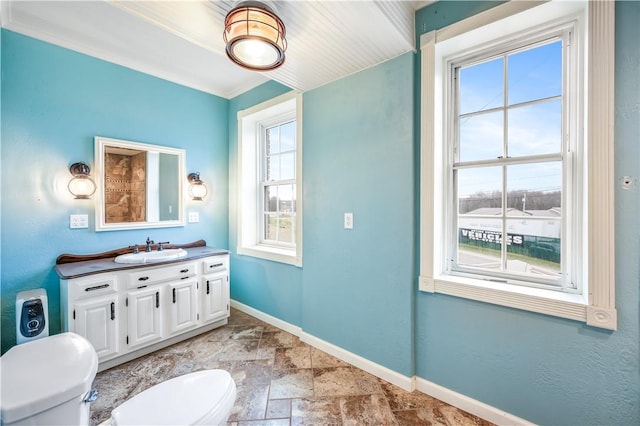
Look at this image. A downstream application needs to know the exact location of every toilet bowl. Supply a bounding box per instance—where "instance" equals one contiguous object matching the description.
[0,333,237,426]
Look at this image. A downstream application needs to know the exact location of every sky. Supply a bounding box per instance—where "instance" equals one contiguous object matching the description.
[456,39,564,200]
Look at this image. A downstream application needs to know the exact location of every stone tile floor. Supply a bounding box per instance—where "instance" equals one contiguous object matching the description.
[90,309,493,425]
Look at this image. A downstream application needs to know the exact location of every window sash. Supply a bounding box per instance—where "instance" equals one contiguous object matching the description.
[260,181,296,247]
[444,29,574,291]
[259,121,297,249]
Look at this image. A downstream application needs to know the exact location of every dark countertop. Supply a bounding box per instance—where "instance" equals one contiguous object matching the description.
[55,246,229,279]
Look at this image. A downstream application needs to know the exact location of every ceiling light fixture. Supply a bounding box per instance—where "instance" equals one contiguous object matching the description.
[223,1,287,71]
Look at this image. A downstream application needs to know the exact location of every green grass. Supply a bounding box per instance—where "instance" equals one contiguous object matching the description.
[459,243,560,270]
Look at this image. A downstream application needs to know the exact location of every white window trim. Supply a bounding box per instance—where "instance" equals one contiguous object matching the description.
[237,91,303,267]
[419,0,617,330]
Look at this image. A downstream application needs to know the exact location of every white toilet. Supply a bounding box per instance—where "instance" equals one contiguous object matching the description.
[0,333,237,426]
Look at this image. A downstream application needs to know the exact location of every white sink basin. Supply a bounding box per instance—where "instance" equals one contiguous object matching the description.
[114,248,188,264]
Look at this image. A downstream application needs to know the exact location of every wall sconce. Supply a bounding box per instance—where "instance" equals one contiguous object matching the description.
[223,1,287,71]
[187,172,208,201]
[68,162,97,199]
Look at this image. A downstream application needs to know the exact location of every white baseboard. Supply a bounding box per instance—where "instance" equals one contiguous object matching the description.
[299,330,415,392]
[230,299,531,425]
[415,377,536,426]
[230,300,302,336]
[231,300,414,391]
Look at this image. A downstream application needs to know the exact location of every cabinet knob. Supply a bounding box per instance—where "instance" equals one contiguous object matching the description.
[138,276,150,281]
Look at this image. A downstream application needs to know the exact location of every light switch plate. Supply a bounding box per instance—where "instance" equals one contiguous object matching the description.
[70,214,89,229]
[344,212,353,229]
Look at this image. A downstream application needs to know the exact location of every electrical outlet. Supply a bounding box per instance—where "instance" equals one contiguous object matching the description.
[344,212,353,230]
[188,212,200,223]
[70,214,89,229]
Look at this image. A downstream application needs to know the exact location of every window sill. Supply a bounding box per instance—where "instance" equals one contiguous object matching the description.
[238,245,302,267]
[419,274,592,323]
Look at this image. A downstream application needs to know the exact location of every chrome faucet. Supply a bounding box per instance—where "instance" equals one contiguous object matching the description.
[128,245,139,254]
[145,237,154,252]
[157,241,170,251]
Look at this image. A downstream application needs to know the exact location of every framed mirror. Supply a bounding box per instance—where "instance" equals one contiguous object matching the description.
[94,136,186,231]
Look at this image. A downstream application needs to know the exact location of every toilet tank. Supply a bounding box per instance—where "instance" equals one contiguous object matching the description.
[0,333,99,426]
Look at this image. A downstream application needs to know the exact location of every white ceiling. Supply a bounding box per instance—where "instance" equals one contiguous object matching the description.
[1,1,431,99]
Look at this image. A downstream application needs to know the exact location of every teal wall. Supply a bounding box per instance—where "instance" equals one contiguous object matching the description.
[227,56,416,377]
[413,1,640,425]
[0,30,230,353]
[1,0,638,423]
[301,54,415,375]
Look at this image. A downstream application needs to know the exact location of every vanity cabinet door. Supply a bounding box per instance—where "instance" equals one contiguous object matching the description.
[74,295,118,360]
[167,279,198,336]
[127,286,163,349]
[201,271,229,325]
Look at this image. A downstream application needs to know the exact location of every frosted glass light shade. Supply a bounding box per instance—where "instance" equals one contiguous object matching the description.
[187,172,208,201]
[189,182,208,201]
[224,2,286,70]
[68,162,96,199]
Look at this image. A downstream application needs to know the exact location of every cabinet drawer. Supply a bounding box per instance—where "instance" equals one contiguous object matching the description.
[71,275,118,300]
[202,257,228,274]
[127,262,197,289]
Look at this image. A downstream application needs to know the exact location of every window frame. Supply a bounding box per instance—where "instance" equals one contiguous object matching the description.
[419,0,617,329]
[259,117,297,249]
[445,27,575,292]
[237,91,303,267]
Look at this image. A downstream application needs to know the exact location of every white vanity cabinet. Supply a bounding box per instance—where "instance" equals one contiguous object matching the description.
[59,250,229,371]
[126,285,164,349]
[60,274,119,361]
[201,257,230,324]
[124,261,197,348]
[74,295,119,359]
[167,278,198,336]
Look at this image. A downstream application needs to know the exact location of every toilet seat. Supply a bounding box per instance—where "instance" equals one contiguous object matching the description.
[110,370,236,426]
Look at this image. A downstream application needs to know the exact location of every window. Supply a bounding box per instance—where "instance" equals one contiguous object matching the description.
[420,1,617,329]
[261,120,297,247]
[237,92,303,266]
[450,32,573,291]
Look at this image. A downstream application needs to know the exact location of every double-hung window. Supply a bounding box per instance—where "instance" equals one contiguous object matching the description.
[420,0,617,329]
[450,31,572,291]
[237,92,303,266]
[260,119,297,248]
